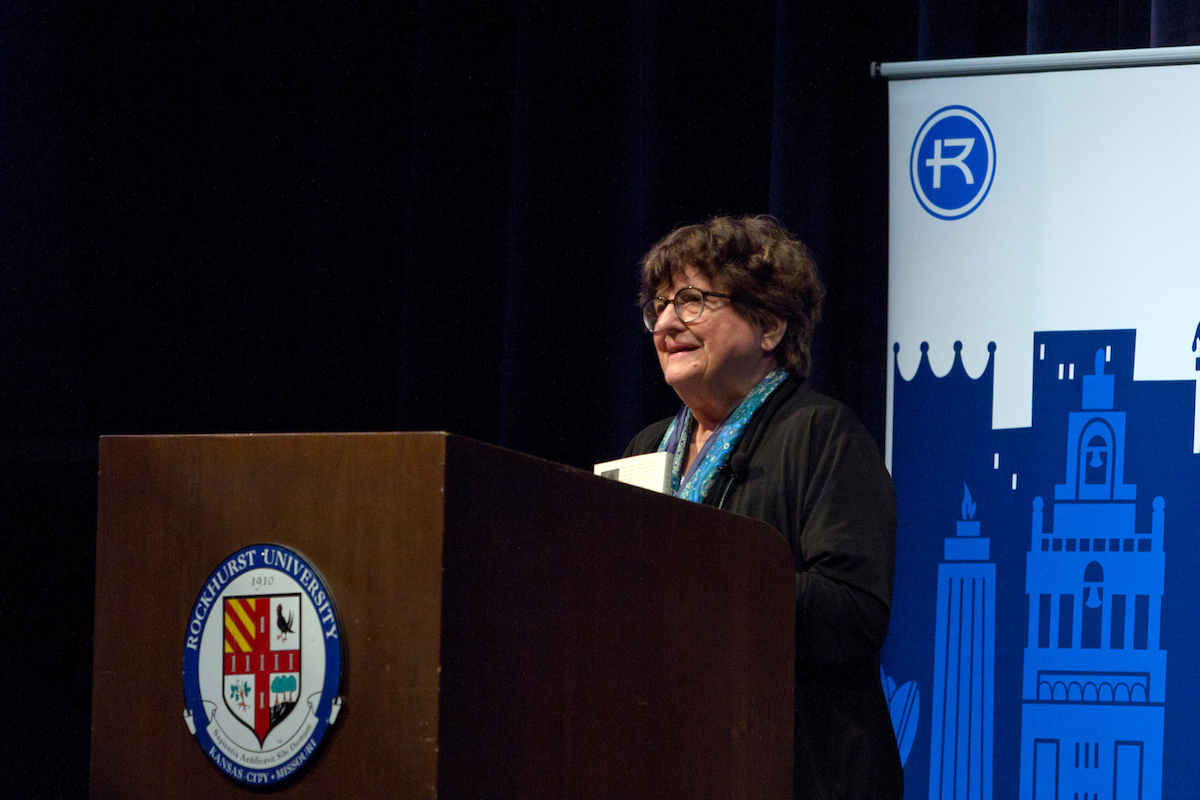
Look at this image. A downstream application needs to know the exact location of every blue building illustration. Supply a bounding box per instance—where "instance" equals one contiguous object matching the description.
[885,330,1200,800]
[929,485,995,800]
[1018,349,1165,800]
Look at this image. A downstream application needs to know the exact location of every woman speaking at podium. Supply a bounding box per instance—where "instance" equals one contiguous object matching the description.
[625,216,903,800]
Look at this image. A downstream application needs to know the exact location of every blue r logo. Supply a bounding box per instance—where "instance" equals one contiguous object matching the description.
[911,106,995,220]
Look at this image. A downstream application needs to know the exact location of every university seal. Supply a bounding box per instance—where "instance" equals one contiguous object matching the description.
[182,544,344,787]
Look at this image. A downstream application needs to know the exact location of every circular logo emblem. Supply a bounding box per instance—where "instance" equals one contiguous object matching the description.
[182,544,343,787]
[910,105,996,220]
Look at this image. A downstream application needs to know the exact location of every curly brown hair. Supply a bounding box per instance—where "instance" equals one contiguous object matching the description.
[639,215,826,377]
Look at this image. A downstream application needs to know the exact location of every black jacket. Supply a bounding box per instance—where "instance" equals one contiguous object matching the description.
[625,375,904,800]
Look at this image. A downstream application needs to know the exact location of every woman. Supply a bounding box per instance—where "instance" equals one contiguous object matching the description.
[625,215,903,799]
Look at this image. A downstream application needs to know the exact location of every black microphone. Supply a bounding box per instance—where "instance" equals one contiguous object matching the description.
[717,453,751,509]
[728,453,750,480]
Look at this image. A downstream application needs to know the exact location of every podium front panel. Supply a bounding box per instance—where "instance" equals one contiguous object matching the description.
[91,433,794,799]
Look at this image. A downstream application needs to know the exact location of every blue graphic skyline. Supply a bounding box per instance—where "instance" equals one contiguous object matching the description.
[886,330,1200,799]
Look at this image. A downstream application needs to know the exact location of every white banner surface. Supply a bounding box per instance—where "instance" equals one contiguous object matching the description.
[885,54,1200,800]
[888,64,1200,459]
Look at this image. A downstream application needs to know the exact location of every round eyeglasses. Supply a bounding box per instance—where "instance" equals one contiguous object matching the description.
[641,286,733,332]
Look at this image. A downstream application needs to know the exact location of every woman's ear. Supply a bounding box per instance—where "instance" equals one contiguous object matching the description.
[760,315,787,355]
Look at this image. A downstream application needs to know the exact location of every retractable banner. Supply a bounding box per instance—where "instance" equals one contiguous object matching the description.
[883,55,1200,799]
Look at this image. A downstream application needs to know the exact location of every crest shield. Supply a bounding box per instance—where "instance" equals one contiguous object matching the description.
[222,593,302,746]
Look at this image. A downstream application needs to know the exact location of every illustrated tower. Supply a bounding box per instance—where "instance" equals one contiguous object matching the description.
[1018,348,1166,800]
[929,484,995,799]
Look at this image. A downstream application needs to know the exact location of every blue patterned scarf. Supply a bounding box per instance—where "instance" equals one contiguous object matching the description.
[658,369,788,503]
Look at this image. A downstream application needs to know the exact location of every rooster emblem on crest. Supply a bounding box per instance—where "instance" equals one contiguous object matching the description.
[276,603,295,641]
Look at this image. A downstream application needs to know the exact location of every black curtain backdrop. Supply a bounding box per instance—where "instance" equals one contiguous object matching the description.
[5,1,1200,795]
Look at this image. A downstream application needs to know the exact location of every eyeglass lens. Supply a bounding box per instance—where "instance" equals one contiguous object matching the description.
[643,287,706,330]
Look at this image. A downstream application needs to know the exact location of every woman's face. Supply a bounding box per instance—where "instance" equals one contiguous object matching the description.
[650,266,784,422]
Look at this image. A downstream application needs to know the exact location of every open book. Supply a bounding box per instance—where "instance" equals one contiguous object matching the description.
[592,451,671,494]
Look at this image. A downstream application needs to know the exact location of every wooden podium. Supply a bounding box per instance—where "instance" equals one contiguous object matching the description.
[91,433,795,798]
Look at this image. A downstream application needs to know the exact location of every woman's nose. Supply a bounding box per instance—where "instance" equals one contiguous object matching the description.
[653,302,684,335]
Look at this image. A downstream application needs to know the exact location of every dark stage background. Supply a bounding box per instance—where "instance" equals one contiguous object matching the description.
[4,1,1199,795]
